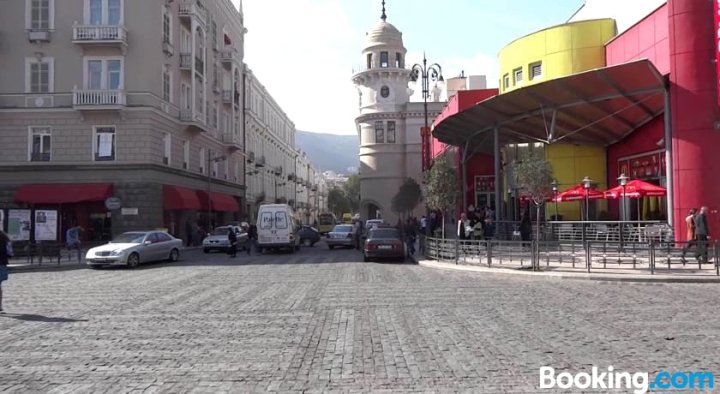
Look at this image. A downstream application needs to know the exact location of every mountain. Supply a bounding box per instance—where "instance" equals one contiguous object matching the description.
[295,131,359,173]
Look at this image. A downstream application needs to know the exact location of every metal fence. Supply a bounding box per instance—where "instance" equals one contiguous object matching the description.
[421,235,720,276]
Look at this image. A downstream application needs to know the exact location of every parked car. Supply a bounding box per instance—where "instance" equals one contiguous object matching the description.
[257,204,301,253]
[86,231,182,268]
[298,225,321,247]
[203,225,248,253]
[363,227,405,262]
[326,224,356,249]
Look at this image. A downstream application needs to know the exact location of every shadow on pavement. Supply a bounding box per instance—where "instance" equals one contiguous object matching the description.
[0,313,88,323]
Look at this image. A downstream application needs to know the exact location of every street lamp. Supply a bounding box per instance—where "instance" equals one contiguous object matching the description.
[410,54,443,173]
[551,179,559,221]
[581,176,593,221]
[617,173,629,249]
[207,154,227,231]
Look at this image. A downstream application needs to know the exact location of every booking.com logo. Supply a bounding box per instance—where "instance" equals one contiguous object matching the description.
[540,366,714,394]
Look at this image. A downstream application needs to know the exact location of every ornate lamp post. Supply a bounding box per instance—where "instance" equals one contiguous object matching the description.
[551,179,559,221]
[617,173,629,249]
[581,176,593,247]
[410,54,443,172]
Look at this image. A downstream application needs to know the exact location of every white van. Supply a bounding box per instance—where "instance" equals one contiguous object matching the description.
[256,204,300,253]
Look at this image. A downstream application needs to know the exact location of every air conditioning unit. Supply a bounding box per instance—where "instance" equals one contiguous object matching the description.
[27,30,51,42]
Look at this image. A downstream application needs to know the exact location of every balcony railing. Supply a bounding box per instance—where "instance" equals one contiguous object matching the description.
[222,90,233,103]
[179,53,191,69]
[73,89,126,108]
[73,25,127,45]
[178,1,207,26]
[219,48,237,67]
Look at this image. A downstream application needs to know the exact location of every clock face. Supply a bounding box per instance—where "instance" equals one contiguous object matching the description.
[380,86,390,98]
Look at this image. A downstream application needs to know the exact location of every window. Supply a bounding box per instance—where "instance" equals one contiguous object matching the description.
[93,126,116,161]
[224,160,229,180]
[366,53,372,69]
[181,83,191,110]
[211,21,217,49]
[374,121,384,143]
[260,212,273,229]
[27,0,54,30]
[163,132,171,165]
[513,67,523,85]
[380,52,389,68]
[162,6,171,44]
[88,0,122,25]
[502,74,509,90]
[25,57,53,93]
[183,140,190,169]
[275,212,288,229]
[199,147,205,173]
[395,53,402,68]
[162,67,171,102]
[380,86,390,98]
[530,62,542,80]
[29,127,51,161]
[85,58,122,90]
[387,121,396,143]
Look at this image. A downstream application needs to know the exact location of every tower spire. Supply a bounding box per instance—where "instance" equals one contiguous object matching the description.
[381,0,387,21]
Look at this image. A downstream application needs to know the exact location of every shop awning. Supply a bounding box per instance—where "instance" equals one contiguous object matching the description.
[163,185,203,210]
[196,191,240,212]
[432,59,667,153]
[14,183,113,204]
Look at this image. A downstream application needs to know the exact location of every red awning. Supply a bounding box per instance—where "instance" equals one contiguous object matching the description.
[604,179,667,199]
[196,191,240,212]
[554,185,606,202]
[163,185,203,210]
[14,183,113,204]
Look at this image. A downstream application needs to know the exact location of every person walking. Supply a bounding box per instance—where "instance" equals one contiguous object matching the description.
[185,219,194,247]
[227,228,237,258]
[246,223,258,255]
[457,213,470,240]
[694,206,710,264]
[681,208,697,263]
[0,230,12,313]
[405,218,417,256]
[519,213,532,242]
[65,224,83,262]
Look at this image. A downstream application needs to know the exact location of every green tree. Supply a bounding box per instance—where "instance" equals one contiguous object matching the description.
[343,174,360,212]
[391,177,423,222]
[425,156,459,238]
[327,187,350,218]
[514,149,554,269]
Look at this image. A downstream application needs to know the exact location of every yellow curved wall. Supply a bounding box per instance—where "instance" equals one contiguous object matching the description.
[497,18,617,94]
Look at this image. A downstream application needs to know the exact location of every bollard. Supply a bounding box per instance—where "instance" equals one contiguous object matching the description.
[650,241,655,275]
[487,240,492,267]
[454,238,459,265]
[586,242,591,273]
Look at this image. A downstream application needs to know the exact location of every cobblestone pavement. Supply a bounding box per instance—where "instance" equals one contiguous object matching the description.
[1,242,719,393]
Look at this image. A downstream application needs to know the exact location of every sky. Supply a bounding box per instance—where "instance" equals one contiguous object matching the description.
[233,0,587,135]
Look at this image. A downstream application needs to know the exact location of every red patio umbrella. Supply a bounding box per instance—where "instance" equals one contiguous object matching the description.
[552,184,605,202]
[604,179,667,199]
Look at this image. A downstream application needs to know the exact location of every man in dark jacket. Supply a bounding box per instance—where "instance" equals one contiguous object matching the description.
[247,224,258,255]
[694,206,710,263]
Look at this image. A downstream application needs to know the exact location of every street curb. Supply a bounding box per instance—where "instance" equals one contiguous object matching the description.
[411,255,720,283]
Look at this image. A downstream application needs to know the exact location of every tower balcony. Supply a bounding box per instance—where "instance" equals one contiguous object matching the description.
[73,24,127,50]
[219,47,238,69]
[178,1,207,28]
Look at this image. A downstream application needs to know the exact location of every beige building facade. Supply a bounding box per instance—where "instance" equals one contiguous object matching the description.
[0,0,247,244]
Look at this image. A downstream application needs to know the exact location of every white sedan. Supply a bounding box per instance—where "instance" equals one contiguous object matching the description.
[86,231,182,268]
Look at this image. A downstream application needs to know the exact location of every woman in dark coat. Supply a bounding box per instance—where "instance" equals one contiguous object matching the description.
[519,213,532,242]
[0,230,11,313]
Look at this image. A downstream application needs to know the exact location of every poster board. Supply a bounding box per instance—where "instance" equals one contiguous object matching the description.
[34,209,58,241]
[7,209,31,241]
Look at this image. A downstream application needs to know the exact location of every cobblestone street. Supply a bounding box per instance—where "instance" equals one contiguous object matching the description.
[1,244,719,392]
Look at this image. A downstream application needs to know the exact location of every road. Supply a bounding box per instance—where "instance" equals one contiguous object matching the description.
[1,241,719,392]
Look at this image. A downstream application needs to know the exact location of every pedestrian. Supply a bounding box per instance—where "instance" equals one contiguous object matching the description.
[353,220,362,249]
[405,218,416,255]
[0,230,12,313]
[185,219,193,247]
[457,213,470,240]
[681,208,697,263]
[519,212,532,242]
[246,223,258,255]
[694,206,710,264]
[472,219,485,240]
[227,228,237,258]
[484,217,496,240]
[65,223,83,262]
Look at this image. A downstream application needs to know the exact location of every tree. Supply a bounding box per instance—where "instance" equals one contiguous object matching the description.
[327,187,350,217]
[391,177,423,222]
[514,149,554,269]
[343,174,360,212]
[425,156,459,238]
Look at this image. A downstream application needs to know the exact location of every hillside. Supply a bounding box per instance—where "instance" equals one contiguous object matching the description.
[295,131,359,173]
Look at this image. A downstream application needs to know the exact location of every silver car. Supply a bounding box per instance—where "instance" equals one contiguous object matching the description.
[203,225,248,253]
[326,224,356,249]
[86,231,182,268]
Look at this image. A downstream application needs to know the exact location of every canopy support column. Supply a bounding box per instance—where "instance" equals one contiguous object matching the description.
[461,141,469,212]
[663,84,674,227]
[494,127,501,221]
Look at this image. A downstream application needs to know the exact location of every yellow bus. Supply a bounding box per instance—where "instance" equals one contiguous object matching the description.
[317,213,337,235]
[342,213,353,224]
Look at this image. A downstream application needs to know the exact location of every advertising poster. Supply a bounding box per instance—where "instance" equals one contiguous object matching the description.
[7,209,32,241]
[34,209,58,241]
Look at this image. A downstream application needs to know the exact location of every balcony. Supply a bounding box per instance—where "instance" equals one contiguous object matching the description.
[255,155,266,168]
[222,90,233,104]
[221,133,243,153]
[27,29,51,43]
[247,151,255,163]
[180,110,209,133]
[178,1,207,27]
[179,53,192,70]
[73,25,127,49]
[162,40,174,57]
[73,89,126,110]
[219,47,237,69]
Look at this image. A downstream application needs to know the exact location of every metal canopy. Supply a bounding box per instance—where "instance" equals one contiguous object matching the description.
[432,59,667,153]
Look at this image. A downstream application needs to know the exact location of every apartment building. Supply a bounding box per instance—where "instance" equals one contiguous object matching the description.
[244,66,327,223]
[0,0,246,243]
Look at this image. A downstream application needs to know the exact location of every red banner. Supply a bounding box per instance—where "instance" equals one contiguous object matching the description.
[715,0,720,105]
